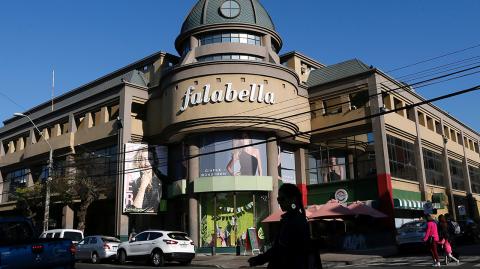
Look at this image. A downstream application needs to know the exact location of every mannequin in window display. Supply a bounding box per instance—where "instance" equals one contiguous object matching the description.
[323,156,345,182]
[227,133,263,176]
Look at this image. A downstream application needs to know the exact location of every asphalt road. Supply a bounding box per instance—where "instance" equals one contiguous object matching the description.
[334,254,480,268]
[76,263,213,269]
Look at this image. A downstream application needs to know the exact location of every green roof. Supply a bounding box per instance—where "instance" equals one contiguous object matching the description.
[307,59,372,87]
[181,0,275,34]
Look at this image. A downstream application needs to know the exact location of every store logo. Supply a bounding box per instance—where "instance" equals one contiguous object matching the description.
[335,189,349,203]
[180,83,275,112]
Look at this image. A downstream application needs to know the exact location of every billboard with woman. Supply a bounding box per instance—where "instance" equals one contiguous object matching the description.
[123,143,168,214]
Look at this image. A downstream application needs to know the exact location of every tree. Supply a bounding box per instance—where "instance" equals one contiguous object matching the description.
[11,182,44,228]
[52,152,114,232]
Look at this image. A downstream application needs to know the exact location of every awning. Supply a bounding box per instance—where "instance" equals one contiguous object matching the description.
[393,199,441,210]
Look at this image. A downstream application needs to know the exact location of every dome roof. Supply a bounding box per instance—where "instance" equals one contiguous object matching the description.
[181,0,275,34]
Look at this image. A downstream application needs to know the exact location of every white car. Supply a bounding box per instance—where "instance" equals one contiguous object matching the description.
[117,230,195,266]
[40,229,84,245]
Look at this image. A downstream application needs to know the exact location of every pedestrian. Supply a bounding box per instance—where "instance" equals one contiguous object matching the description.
[423,214,440,267]
[439,237,460,265]
[438,215,449,241]
[128,228,137,241]
[247,183,321,269]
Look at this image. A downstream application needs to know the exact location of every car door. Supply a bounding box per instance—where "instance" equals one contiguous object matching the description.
[129,232,149,256]
[76,238,89,260]
[87,237,98,258]
[143,232,162,255]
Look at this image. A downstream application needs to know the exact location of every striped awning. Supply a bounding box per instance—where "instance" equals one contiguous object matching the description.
[393,199,442,210]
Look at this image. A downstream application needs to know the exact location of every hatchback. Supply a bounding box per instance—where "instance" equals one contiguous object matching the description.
[76,236,121,263]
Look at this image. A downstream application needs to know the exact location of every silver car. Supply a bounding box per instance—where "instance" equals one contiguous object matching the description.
[396,220,427,251]
[76,236,121,264]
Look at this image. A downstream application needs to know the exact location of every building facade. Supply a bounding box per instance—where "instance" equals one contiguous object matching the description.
[0,0,479,250]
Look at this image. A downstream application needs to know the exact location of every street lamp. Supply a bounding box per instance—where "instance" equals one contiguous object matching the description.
[14,112,53,232]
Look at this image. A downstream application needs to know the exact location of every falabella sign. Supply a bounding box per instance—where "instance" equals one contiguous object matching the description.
[180,83,275,112]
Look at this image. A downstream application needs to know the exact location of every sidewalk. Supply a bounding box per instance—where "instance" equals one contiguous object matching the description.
[192,246,398,268]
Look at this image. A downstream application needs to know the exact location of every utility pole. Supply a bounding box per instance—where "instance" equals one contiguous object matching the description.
[14,112,53,232]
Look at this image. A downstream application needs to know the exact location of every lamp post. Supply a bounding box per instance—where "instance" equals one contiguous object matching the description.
[14,112,53,232]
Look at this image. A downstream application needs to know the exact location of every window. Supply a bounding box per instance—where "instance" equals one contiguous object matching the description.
[220,0,241,18]
[435,121,442,135]
[64,232,83,243]
[198,54,262,62]
[323,97,342,115]
[422,148,444,186]
[148,232,163,240]
[426,116,435,131]
[6,169,29,193]
[131,103,146,121]
[349,91,369,109]
[54,233,61,239]
[449,159,465,191]
[450,130,457,142]
[168,233,188,241]
[308,133,376,185]
[394,98,405,117]
[89,237,98,244]
[417,111,425,126]
[469,166,480,193]
[279,148,296,184]
[108,104,120,121]
[135,232,149,242]
[387,135,417,181]
[199,32,261,46]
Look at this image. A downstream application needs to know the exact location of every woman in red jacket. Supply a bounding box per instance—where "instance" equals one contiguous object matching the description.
[424,215,440,267]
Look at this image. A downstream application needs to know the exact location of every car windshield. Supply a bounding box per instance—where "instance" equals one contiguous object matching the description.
[102,237,121,243]
[399,221,425,231]
[168,232,189,241]
[64,232,83,242]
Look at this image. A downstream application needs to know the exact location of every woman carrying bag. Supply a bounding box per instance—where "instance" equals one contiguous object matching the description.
[423,215,440,267]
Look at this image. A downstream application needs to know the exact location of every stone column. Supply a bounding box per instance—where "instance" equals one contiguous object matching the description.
[62,205,74,229]
[188,144,199,246]
[460,130,473,194]
[295,148,308,206]
[413,107,428,200]
[115,88,132,241]
[266,136,279,213]
[441,119,457,220]
[368,74,394,222]
[0,171,5,203]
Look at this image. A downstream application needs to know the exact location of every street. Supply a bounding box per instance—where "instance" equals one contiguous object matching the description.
[334,254,480,268]
[76,263,212,269]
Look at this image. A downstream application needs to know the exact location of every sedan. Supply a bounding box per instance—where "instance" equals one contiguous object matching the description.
[76,236,121,264]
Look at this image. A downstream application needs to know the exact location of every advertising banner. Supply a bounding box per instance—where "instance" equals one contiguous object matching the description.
[123,143,168,214]
[199,133,267,177]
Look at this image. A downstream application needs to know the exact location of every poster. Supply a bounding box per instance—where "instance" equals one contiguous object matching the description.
[199,133,267,177]
[123,143,168,214]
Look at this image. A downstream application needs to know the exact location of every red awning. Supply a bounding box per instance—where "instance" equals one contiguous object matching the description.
[307,200,355,219]
[347,201,387,218]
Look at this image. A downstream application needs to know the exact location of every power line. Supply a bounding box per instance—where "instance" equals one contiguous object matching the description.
[387,43,480,73]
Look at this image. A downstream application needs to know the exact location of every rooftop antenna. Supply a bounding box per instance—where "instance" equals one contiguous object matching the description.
[51,69,55,111]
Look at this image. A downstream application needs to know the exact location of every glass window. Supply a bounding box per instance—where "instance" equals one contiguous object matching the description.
[135,232,149,242]
[89,237,98,244]
[387,135,417,181]
[307,133,376,185]
[168,233,188,241]
[197,54,262,62]
[279,148,296,184]
[449,159,465,191]
[54,233,61,239]
[349,91,369,109]
[148,232,163,240]
[198,132,267,177]
[64,232,83,242]
[7,168,29,193]
[469,166,480,193]
[199,32,262,46]
[220,0,241,18]
[423,148,444,186]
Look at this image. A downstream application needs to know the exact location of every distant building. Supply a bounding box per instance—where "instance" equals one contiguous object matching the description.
[0,0,478,249]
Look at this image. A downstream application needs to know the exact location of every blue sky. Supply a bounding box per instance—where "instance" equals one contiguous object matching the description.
[0,0,478,131]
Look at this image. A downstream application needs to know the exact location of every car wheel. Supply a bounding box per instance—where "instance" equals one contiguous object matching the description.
[91,252,100,264]
[117,250,127,265]
[151,250,164,267]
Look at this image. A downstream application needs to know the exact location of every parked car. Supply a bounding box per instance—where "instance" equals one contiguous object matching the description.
[396,220,427,252]
[117,230,195,266]
[457,219,480,244]
[76,235,121,264]
[0,217,76,269]
[40,229,84,244]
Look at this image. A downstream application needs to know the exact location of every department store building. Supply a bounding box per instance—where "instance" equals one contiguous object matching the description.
[0,0,479,249]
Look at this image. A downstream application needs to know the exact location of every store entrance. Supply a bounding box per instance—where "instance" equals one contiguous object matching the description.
[199,192,269,253]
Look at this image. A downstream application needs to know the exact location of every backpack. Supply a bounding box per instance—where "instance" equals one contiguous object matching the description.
[449,221,461,235]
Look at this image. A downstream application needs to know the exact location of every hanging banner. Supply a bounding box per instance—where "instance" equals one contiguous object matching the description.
[123,143,168,214]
